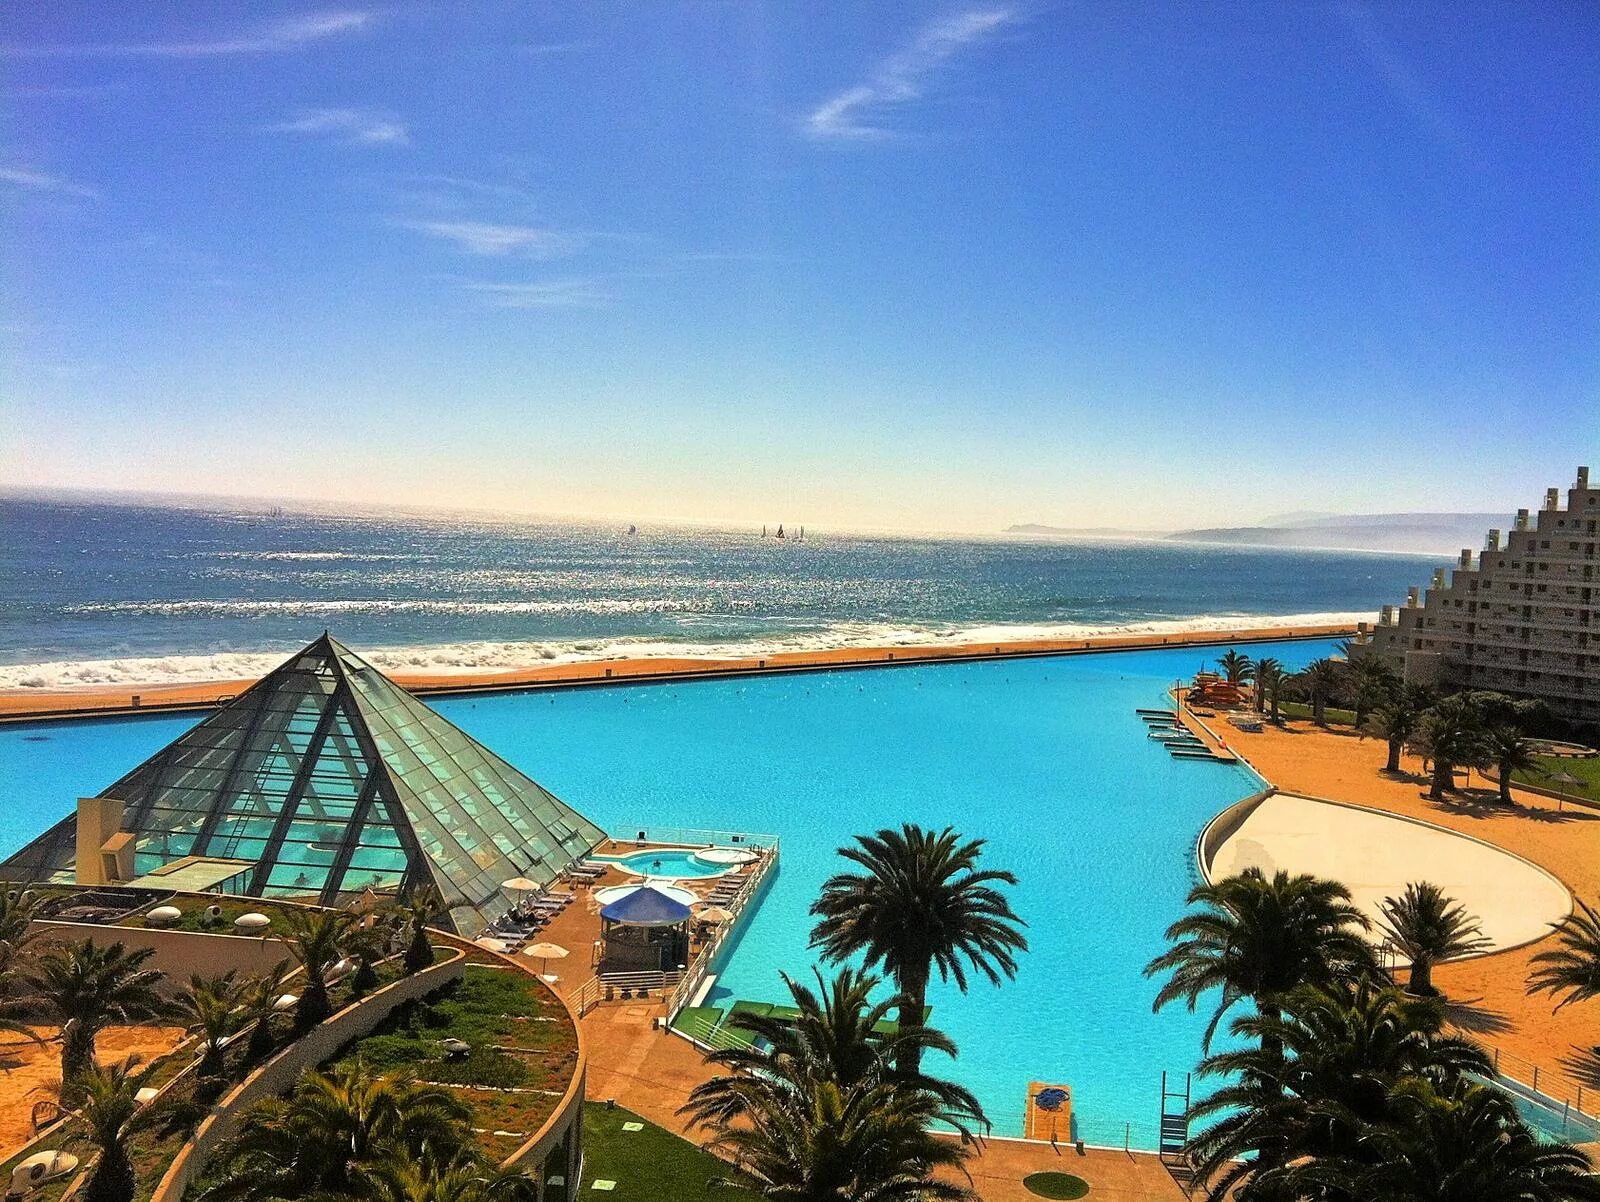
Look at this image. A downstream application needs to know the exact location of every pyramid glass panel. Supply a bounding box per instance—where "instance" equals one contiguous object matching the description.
[1,634,607,934]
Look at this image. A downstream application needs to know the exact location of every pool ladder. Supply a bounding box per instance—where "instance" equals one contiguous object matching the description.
[1159,1071,1197,1195]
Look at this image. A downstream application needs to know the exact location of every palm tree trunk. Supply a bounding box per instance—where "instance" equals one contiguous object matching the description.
[1313,695,1326,725]
[246,1018,274,1062]
[297,978,331,1031]
[61,1023,95,1089]
[896,963,931,1075]
[1407,956,1434,997]
[84,1145,135,1202]
[1386,737,1403,774]
[1430,758,1453,800]
[1498,758,1514,805]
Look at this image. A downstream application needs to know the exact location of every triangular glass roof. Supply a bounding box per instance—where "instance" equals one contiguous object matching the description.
[3,634,606,934]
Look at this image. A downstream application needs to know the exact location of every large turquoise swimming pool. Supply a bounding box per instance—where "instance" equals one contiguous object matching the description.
[0,638,1335,1145]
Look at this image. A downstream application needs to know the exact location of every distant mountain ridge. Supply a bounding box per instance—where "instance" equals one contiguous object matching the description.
[1008,512,1513,556]
[1170,512,1511,555]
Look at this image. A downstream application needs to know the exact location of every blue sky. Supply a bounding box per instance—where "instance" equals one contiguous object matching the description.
[2,2,1596,532]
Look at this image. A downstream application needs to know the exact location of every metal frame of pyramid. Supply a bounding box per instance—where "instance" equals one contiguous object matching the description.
[2,634,607,934]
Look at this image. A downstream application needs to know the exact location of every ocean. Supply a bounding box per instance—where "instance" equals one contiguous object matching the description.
[0,495,1446,687]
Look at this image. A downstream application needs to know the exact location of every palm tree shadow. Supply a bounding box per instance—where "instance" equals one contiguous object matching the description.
[1439,997,1513,1036]
[1558,1048,1600,1090]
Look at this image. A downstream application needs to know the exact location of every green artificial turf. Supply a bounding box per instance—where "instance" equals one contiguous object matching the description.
[1023,1171,1091,1199]
[578,1103,760,1202]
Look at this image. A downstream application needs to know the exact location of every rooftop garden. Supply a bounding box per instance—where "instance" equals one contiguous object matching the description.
[326,959,580,1156]
[0,888,450,1202]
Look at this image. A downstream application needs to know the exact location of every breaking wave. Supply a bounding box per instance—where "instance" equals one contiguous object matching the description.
[0,611,1367,690]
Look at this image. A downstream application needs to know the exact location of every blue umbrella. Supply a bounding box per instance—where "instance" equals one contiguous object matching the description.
[1035,1087,1069,1112]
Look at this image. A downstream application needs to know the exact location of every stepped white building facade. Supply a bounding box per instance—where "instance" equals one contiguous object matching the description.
[1358,467,1599,731]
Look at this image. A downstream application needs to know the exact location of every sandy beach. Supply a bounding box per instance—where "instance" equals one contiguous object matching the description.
[0,621,1355,722]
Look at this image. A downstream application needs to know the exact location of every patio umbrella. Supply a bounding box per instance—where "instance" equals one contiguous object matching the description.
[697,906,734,924]
[475,935,511,954]
[1546,770,1583,812]
[502,877,541,895]
[522,941,569,980]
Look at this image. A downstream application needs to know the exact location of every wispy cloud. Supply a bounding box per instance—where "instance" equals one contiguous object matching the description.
[518,40,598,57]
[397,220,585,257]
[804,7,1016,140]
[268,107,409,147]
[1,11,372,58]
[0,165,97,198]
[462,280,614,309]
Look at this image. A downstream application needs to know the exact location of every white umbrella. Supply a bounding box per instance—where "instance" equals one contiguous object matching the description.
[521,941,569,980]
[502,877,541,895]
[697,906,734,924]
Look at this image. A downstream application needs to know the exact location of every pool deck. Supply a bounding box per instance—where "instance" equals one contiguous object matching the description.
[1210,791,1573,953]
[0,621,1353,722]
[1218,720,1600,1111]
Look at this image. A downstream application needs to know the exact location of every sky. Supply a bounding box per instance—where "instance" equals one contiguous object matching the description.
[1,2,1596,534]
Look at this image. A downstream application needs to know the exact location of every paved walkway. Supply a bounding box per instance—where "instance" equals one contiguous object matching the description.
[1213,791,1572,950]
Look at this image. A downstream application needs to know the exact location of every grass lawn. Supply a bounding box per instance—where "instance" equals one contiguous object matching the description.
[1514,753,1600,803]
[335,964,579,1143]
[114,896,306,936]
[578,1103,760,1202]
[1278,701,1358,727]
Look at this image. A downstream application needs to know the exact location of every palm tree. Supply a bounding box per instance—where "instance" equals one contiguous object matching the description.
[27,940,168,1087]
[1252,657,1285,720]
[1294,1079,1600,1202]
[1365,682,1434,774]
[1411,694,1488,800]
[809,824,1027,1074]
[0,886,44,1045]
[1185,980,1494,1200]
[1145,867,1377,1055]
[1484,721,1539,806]
[363,1156,540,1202]
[175,971,247,1079]
[1296,657,1345,726]
[398,888,441,975]
[343,921,390,998]
[1379,883,1489,997]
[1528,897,1600,1011]
[681,968,984,1137]
[1349,654,1398,730]
[681,969,981,1202]
[62,1056,166,1202]
[197,1061,474,1202]
[237,960,297,1062]
[1217,649,1254,687]
[284,908,353,1030]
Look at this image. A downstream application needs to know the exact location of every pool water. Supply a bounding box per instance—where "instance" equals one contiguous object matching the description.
[0,638,1336,1145]
[596,849,731,879]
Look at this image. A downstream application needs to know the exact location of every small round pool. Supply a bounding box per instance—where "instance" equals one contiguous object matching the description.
[600,849,732,879]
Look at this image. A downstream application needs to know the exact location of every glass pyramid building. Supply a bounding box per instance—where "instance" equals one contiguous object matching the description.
[4,634,607,934]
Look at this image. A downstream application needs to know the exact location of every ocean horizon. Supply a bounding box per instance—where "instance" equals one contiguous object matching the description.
[0,494,1447,689]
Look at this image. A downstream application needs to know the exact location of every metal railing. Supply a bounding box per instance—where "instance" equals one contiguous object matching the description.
[663,844,778,1023]
[1484,1042,1600,1123]
[608,825,780,852]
